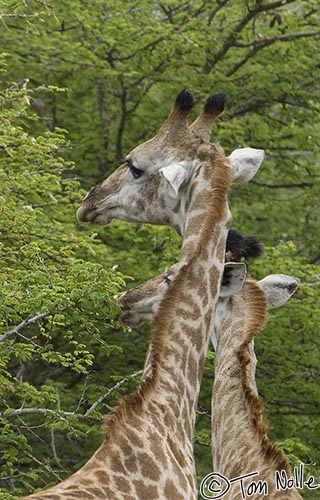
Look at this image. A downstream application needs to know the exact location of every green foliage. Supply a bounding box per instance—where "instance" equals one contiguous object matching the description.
[0,1,319,498]
[0,76,129,495]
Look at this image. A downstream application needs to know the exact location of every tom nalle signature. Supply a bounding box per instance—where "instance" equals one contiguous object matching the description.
[200,464,319,499]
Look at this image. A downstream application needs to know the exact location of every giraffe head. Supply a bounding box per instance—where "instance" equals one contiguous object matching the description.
[76,90,264,234]
[118,262,246,328]
[118,230,263,327]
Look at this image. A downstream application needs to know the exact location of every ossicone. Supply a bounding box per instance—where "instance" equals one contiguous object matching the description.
[204,93,226,115]
[175,89,195,112]
[189,91,225,142]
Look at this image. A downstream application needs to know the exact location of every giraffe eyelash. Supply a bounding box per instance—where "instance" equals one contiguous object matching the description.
[164,268,173,285]
[127,159,144,179]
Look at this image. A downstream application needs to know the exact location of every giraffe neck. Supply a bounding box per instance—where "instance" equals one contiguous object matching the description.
[180,146,232,258]
[138,146,233,442]
[212,281,293,483]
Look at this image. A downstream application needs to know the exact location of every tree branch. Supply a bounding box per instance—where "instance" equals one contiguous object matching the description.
[229,98,267,117]
[115,80,127,160]
[207,0,231,26]
[204,0,296,73]
[23,449,63,482]
[0,370,143,420]
[85,369,143,415]
[0,312,53,343]
[0,407,88,420]
[97,83,110,172]
[0,13,37,19]
[268,399,320,415]
[300,281,320,288]
[226,30,320,77]
[250,180,314,189]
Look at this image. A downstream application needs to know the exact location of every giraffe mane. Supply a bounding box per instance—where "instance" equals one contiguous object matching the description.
[103,143,232,438]
[185,143,232,262]
[103,264,187,438]
[236,279,292,474]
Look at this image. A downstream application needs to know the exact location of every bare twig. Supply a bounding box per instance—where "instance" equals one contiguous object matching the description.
[23,449,63,482]
[0,370,143,420]
[0,407,78,419]
[0,312,52,342]
[85,370,143,416]
[0,14,38,19]
[299,281,320,288]
[50,427,62,466]
[250,180,314,189]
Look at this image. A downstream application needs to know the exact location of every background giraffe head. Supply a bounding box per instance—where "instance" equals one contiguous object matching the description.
[77,90,264,234]
[118,262,299,352]
[118,230,263,328]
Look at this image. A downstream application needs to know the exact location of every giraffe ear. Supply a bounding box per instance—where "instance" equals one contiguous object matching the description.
[258,274,300,309]
[228,147,264,184]
[219,262,247,297]
[160,163,189,197]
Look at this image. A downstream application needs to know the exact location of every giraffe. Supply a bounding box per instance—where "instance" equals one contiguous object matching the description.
[118,266,303,499]
[22,93,263,500]
[208,271,302,499]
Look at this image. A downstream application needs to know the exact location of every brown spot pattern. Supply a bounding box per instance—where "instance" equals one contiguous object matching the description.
[164,479,185,500]
[133,480,158,500]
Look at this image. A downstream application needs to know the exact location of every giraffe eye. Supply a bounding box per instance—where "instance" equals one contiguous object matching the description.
[163,269,173,285]
[127,160,143,180]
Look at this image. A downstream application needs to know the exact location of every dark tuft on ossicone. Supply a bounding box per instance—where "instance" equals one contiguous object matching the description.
[175,89,195,111]
[226,230,263,262]
[204,93,226,114]
[243,236,264,260]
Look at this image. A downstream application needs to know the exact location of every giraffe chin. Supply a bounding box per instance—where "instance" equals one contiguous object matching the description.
[119,312,138,328]
[91,212,114,226]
